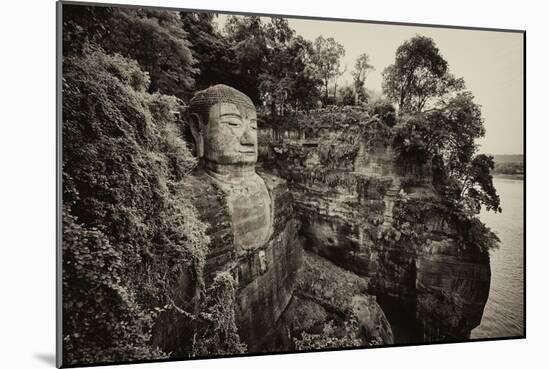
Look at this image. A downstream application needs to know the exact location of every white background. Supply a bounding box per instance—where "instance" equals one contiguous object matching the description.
[0,0,546,368]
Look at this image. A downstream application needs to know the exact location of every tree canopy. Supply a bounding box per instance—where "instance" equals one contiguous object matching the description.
[382,35,464,113]
[311,36,346,105]
[63,6,197,99]
[222,16,322,113]
[180,12,236,92]
[386,37,500,221]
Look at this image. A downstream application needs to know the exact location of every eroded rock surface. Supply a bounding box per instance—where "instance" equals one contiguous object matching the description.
[281,251,393,348]
[258,108,491,343]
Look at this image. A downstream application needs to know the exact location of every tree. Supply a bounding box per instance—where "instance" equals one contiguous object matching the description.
[394,92,484,167]
[311,36,346,105]
[352,53,374,104]
[102,8,198,99]
[62,5,197,99]
[180,12,237,91]
[382,35,464,113]
[369,99,396,127]
[261,19,322,115]
[224,15,269,105]
[337,85,356,106]
[62,5,115,56]
[259,17,297,115]
[458,154,501,215]
[222,16,322,114]
[285,36,323,112]
[428,91,486,173]
[393,91,499,218]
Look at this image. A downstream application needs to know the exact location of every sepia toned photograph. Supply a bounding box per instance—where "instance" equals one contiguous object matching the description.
[57,1,525,367]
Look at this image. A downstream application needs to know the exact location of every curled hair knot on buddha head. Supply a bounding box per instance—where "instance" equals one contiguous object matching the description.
[189,84,255,126]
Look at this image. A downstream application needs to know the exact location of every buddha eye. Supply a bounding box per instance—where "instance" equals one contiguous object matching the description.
[221,114,243,127]
[223,119,241,127]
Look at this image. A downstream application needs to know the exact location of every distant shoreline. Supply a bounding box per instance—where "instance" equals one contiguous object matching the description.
[493,173,524,180]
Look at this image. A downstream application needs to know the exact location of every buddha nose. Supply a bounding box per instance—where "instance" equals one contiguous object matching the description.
[240,127,255,146]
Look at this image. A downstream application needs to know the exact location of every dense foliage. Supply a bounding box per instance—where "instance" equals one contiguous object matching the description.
[368,99,397,127]
[191,272,247,356]
[294,320,363,350]
[392,197,499,253]
[391,95,501,220]
[180,12,236,92]
[63,6,197,99]
[62,46,213,364]
[337,85,356,106]
[291,253,373,350]
[62,208,168,364]
[224,16,324,112]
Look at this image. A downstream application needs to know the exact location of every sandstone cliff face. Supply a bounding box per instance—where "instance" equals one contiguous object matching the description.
[279,251,394,349]
[415,239,490,341]
[258,112,491,344]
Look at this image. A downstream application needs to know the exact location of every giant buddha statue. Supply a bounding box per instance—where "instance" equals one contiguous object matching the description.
[162,84,302,352]
[187,84,272,253]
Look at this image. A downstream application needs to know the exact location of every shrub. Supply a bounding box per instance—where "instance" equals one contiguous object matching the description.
[368,98,396,127]
[192,272,247,356]
[294,320,362,350]
[62,207,167,364]
[62,47,210,365]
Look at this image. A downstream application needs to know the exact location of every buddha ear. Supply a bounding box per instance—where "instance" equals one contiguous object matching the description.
[188,113,204,158]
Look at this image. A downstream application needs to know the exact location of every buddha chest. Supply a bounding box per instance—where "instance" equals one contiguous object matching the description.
[211,173,272,253]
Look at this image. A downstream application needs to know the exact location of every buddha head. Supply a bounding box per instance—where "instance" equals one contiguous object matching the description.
[188,85,258,171]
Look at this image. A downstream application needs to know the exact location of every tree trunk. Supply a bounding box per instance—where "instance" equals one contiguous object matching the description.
[324,78,329,105]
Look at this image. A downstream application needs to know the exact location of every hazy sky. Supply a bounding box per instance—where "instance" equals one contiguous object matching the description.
[216,15,524,155]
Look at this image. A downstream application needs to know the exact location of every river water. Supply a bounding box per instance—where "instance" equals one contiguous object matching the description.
[471,177,525,339]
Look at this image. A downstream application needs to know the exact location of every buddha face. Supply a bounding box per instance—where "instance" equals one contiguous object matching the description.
[202,102,258,165]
